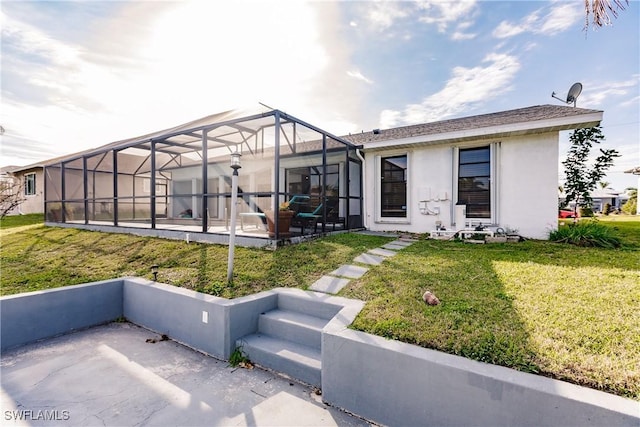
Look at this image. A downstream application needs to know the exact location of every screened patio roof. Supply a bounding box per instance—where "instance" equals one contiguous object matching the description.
[58,106,360,174]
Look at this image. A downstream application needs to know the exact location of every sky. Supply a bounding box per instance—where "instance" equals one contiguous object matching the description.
[1,0,639,190]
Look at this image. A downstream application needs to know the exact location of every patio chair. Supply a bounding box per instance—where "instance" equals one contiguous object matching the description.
[294,203,323,235]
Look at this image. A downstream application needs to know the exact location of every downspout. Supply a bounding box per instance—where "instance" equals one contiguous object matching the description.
[356,148,367,229]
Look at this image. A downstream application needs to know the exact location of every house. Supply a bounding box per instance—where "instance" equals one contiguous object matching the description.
[559,187,628,214]
[40,104,601,244]
[0,164,46,215]
[348,104,602,239]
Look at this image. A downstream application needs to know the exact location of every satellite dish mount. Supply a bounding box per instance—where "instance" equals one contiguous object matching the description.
[551,82,583,107]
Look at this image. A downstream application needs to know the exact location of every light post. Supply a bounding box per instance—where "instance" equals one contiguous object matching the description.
[150,264,159,282]
[227,149,242,283]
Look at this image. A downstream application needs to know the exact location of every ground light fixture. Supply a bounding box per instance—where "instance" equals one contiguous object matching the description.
[227,149,242,283]
[150,264,159,281]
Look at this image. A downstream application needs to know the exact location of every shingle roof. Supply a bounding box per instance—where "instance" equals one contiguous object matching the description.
[343,104,602,145]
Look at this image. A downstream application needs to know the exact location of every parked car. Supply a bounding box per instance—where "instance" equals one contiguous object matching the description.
[558,209,576,218]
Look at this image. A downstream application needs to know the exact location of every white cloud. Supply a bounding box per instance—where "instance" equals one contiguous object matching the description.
[367,1,409,31]
[0,1,363,166]
[347,70,374,85]
[380,53,520,127]
[578,76,640,107]
[493,3,581,39]
[417,0,477,33]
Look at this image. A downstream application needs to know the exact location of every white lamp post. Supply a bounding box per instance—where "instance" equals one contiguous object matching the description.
[227,149,242,283]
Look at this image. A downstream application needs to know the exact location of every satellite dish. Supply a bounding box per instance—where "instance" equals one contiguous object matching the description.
[551,82,583,107]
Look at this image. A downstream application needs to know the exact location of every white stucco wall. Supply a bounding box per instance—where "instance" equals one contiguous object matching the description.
[499,132,559,239]
[363,132,560,239]
[10,169,45,215]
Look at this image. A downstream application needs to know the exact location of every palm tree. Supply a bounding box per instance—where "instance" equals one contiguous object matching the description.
[599,181,610,189]
[584,0,629,30]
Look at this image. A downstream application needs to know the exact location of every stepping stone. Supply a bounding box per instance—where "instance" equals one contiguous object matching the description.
[310,276,351,294]
[354,253,385,266]
[329,264,368,279]
[389,239,414,247]
[368,248,397,257]
[382,243,407,251]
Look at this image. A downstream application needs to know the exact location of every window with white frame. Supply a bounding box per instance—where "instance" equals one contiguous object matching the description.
[24,173,36,196]
[380,155,407,218]
[458,147,490,218]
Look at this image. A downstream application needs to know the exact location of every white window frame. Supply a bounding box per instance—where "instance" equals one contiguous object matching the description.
[24,173,36,196]
[375,152,410,224]
[453,142,499,226]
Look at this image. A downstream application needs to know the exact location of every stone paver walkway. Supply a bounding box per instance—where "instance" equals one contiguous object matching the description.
[310,236,417,295]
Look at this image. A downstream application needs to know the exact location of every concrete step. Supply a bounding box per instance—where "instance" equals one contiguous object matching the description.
[237,333,321,387]
[259,309,328,350]
[277,293,342,320]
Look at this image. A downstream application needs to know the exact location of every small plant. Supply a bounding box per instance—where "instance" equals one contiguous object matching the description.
[229,345,252,368]
[549,220,621,248]
[279,201,291,211]
[602,203,612,216]
[115,315,127,323]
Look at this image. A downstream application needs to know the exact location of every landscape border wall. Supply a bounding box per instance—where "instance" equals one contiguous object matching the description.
[1,279,637,427]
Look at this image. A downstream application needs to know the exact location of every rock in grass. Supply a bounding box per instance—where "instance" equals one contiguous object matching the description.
[422,290,440,305]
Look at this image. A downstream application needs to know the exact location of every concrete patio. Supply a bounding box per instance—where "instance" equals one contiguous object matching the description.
[0,322,369,427]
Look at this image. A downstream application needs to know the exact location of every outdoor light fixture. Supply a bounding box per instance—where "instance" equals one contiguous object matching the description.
[227,148,242,283]
[230,150,242,171]
[151,264,159,281]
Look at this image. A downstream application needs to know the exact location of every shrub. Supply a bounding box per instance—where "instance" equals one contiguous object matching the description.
[622,198,637,215]
[549,220,621,248]
[602,203,612,215]
[579,206,594,217]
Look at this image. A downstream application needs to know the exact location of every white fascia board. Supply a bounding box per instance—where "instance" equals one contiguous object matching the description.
[361,112,603,151]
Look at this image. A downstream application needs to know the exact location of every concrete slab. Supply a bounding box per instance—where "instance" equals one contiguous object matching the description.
[381,243,407,251]
[310,276,352,294]
[0,323,370,427]
[328,265,368,279]
[389,240,414,247]
[353,253,385,266]
[367,248,397,258]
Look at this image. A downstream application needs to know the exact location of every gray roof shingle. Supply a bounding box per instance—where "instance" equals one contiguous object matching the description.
[343,104,602,145]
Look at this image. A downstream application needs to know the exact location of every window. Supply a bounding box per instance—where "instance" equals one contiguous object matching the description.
[458,147,490,218]
[380,155,407,218]
[24,173,36,196]
[286,164,339,203]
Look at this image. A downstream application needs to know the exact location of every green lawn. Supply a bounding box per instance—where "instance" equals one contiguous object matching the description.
[1,216,638,399]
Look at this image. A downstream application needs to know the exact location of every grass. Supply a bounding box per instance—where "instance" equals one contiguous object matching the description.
[0,225,392,297]
[1,216,638,399]
[0,213,44,231]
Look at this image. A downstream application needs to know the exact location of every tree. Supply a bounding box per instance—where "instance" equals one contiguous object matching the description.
[560,126,619,217]
[598,181,610,189]
[0,176,25,219]
[621,188,637,215]
[584,0,629,30]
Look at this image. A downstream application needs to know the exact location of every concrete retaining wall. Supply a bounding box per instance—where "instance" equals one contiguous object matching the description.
[2,279,637,426]
[323,328,640,427]
[0,279,123,351]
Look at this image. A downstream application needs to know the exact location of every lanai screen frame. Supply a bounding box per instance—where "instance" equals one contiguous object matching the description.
[44,109,363,242]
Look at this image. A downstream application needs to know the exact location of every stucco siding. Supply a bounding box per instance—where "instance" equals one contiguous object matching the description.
[363,132,559,239]
[499,133,558,239]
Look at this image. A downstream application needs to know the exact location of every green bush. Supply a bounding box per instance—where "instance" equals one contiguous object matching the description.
[549,220,621,248]
[622,198,637,215]
[579,206,594,217]
[602,203,612,215]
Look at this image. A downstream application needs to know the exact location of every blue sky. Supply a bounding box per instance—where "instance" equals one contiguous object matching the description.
[1,0,638,190]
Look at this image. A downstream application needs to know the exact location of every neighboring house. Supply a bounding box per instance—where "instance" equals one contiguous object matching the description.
[348,104,601,239]
[40,104,601,243]
[558,187,628,214]
[0,164,45,215]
